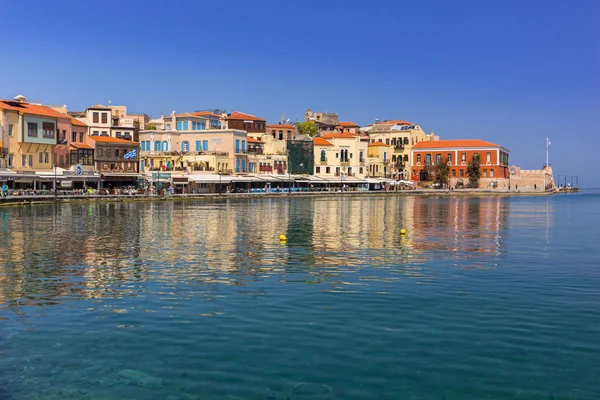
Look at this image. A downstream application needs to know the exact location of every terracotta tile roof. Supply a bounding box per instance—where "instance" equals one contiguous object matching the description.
[320,132,359,139]
[71,117,87,127]
[192,111,220,117]
[266,124,295,130]
[247,137,263,144]
[412,139,502,150]
[70,143,95,150]
[227,111,266,121]
[368,141,389,147]
[175,112,207,118]
[313,137,333,146]
[337,121,360,127]
[89,136,139,145]
[381,119,412,125]
[0,100,69,119]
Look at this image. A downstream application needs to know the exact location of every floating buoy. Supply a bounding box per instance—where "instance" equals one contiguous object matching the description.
[279,234,287,241]
[400,229,407,235]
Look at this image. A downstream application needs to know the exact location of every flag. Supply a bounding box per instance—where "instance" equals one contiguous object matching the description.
[124,149,137,159]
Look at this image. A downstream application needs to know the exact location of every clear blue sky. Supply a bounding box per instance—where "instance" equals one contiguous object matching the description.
[1,0,598,186]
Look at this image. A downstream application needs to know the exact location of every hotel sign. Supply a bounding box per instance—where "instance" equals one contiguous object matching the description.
[151,172,171,180]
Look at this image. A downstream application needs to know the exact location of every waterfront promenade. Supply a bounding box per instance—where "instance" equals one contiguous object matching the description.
[0,188,560,206]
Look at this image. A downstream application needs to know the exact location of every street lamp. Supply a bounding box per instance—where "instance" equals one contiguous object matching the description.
[53,164,57,198]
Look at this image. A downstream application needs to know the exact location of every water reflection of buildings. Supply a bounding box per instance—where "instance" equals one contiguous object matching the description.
[411,197,510,257]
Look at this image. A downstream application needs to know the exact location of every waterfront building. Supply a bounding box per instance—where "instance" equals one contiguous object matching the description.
[54,116,95,171]
[367,141,390,178]
[313,133,368,180]
[225,111,266,140]
[138,129,248,174]
[89,136,140,187]
[368,121,438,179]
[0,96,61,178]
[410,139,510,186]
[79,105,137,141]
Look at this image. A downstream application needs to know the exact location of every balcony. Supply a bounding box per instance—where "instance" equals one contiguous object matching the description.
[248,148,264,155]
[320,158,327,164]
[394,144,405,149]
[340,161,350,166]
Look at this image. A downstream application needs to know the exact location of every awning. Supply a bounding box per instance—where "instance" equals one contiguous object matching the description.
[188,175,232,183]
[101,173,141,178]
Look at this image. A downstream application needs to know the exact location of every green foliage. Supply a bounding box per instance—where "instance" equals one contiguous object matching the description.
[467,153,481,188]
[296,121,319,137]
[435,157,450,186]
[146,124,157,130]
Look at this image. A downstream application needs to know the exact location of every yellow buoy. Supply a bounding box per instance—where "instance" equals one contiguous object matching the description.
[279,234,287,241]
[400,229,407,235]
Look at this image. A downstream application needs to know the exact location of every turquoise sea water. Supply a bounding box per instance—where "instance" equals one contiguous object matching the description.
[0,192,599,399]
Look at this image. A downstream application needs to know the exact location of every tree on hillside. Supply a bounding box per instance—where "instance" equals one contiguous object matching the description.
[435,157,450,187]
[296,121,319,137]
[467,153,481,188]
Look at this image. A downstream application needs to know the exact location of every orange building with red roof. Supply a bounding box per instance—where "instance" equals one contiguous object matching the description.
[89,135,140,185]
[410,139,510,185]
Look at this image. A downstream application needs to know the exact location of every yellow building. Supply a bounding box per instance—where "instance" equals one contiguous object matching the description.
[313,133,368,179]
[0,96,63,178]
[367,141,391,178]
[368,121,438,179]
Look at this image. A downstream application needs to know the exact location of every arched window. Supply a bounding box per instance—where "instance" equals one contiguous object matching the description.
[320,149,326,162]
[181,141,190,152]
[359,151,364,162]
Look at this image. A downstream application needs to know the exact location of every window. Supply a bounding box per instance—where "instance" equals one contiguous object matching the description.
[93,112,99,123]
[435,154,441,164]
[235,139,240,153]
[101,131,108,136]
[316,166,321,173]
[39,152,43,163]
[386,138,390,145]
[116,132,122,138]
[72,132,77,142]
[93,130,99,136]
[202,140,208,151]
[61,130,66,141]
[8,124,13,136]
[42,122,55,138]
[486,152,491,163]
[490,169,494,177]
[27,122,38,137]
[22,155,26,166]
[141,141,145,152]
[320,149,326,162]
[452,169,456,177]
[461,153,466,162]
[336,167,340,175]
[425,154,431,164]
[154,141,160,151]
[28,155,33,166]
[79,133,84,142]
[236,159,240,173]
[192,122,196,130]
[417,154,421,163]
[326,167,330,174]
[279,131,283,140]
[176,121,182,131]
[196,141,201,151]
[483,169,487,177]
[44,152,49,163]
[448,153,452,163]
[183,121,189,131]
[8,154,13,167]
[359,151,364,162]
[165,124,171,130]
[181,141,189,152]
[460,170,464,177]
[335,152,339,158]
[101,113,107,124]
[162,141,168,151]
[242,140,246,152]
[404,137,409,145]
[115,149,120,157]
[359,167,363,174]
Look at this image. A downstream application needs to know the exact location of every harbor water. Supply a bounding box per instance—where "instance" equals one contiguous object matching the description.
[0,192,599,399]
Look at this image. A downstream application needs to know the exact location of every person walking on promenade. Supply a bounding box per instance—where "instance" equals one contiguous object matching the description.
[1,182,7,198]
